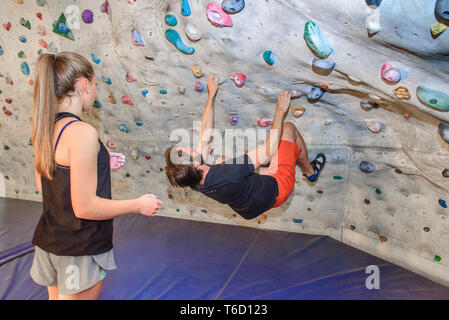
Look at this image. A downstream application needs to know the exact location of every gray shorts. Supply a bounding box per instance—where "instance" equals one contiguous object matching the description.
[30,246,117,296]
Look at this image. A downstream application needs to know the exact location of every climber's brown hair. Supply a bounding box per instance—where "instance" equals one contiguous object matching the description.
[165,146,204,188]
[32,52,94,180]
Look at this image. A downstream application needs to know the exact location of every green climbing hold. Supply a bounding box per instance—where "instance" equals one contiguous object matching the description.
[304,21,333,58]
[18,50,26,58]
[375,188,382,195]
[37,49,43,55]
[417,86,449,111]
[160,90,167,94]
[176,209,180,212]
[20,18,31,30]
[423,227,430,232]
[263,50,276,65]
[52,13,74,41]
[333,176,342,180]
[4,145,10,150]
[435,255,442,262]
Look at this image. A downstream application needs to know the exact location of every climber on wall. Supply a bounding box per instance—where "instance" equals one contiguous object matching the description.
[30,52,162,300]
[165,74,326,220]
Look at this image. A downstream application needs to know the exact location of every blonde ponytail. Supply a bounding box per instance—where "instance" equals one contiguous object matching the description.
[31,52,94,180]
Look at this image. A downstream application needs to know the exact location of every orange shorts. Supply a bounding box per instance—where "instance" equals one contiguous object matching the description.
[261,140,301,208]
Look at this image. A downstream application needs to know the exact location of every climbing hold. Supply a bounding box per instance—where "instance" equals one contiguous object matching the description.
[4,145,10,151]
[333,176,343,180]
[312,57,335,71]
[257,120,273,127]
[195,80,205,92]
[101,1,109,14]
[5,77,14,85]
[53,13,74,40]
[106,141,116,149]
[101,76,112,85]
[145,155,151,160]
[121,96,134,106]
[375,188,382,195]
[125,173,131,178]
[160,90,167,94]
[379,235,387,243]
[47,42,57,53]
[0,46,4,56]
[18,50,26,58]
[292,218,303,224]
[181,0,191,16]
[82,9,94,24]
[36,13,42,20]
[142,89,149,97]
[350,225,356,231]
[304,21,333,58]
[19,36,27,43]
[263,50,276,65]
[417,86,449,111]
[136,122,143,127]
[132,29,145,46]
[36,0,46,6]
[233,73,246,87]
[20,18,31,30]
[443,169,449,177]
[165,29,195,54]
[366,0,382,7]
[131,148,139,160]
[126,72,137,82]
[2,106,12,116]
[184,23,202,41]
[93,100,102,108]
[165,14,178,26]
[436,0,449,23]
[381,63,401,84]
[423,227,430,232]
[14,0,24,4]
[290,90,302,99]
[201,209,208,214]
[363,119,382,133]
[5,99,12,104]
[3,22,11,31]
[291,106,305,118]
[359,161,376,173]
[435,255,442,262]
[37,25,46,36]
[119,124,129,133]
[206,2,233,27]
[91,54,101,64]
[364,199,370,204]
[308,86,325,100]
[366,11,381,35]
[178,87,186,95]
[191,66,204,78]
[20,62,30,75]
[222,0,245,13]
[439,199,447,208]
[404,113,411,119]
[393,87,410,100]
[230,116,238,126]
[360,100,378,110]
[431,23,448,37]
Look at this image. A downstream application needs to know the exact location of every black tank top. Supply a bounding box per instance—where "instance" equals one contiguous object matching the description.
[32,112,113,256]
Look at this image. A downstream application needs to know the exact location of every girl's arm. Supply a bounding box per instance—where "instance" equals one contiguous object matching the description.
[35,168,42,193]
[69,122,161,220]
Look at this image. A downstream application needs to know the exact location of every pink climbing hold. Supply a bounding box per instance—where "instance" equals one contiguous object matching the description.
[381,63,401,84]
[126,72,137,82]
[106,140,116,149]
[206,2,233,27]
[121,95,134,106]
[233,73,246,87]
[101,0,109,14]
[257,120,273,127]
[195,80,205,92]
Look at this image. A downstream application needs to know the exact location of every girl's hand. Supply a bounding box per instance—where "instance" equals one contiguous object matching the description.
[206,74,219,98]
[110,152,125,170]
[137,194,162,216]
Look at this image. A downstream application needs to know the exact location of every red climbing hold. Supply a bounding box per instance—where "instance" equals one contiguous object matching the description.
[404,113,410,119]
[5,99,12,104]
[257,120,273,127]
[2,106,12,116]
[145,155,151,160]
[3,22,11,31]
[121,95,134,106]
[36,13,42,20]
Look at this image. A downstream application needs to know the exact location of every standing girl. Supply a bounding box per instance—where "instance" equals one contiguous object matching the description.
[30,52,162,300]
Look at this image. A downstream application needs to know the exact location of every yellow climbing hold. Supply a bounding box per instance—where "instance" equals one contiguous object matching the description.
[431,23,448,37]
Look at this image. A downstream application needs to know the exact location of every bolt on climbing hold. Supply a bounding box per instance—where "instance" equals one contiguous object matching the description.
[165,29,195,54]
[20,18,31,29]
[159,90,167,94]
[191,66,204,78]
[417,86,449,111]
[359,161,376,173]
[108,92,116,104]
[291,106,305,118]
[439,199,447,208]
[431,23,448,38]
[304,21,333,58]
[381,63,402,84]
[233,73,246,87]
[222,0,245,13]
[132,29,145,46]
[350,225,356,231]
[165,14,178,26]
[93,100,102,108]
[393,87,410,100]
[379,236,387,243]
[101,1,109,14]
[82,9,94,24]
[119,124,129,133]
[20,62,30,75]
[230,116,238,126]
[121,96,134,106]
[442,169,449,177]
[423,227,430,232]
[263,50,276,65]
[195,81,205,92]
[375,188,382,195]
[292,218,303,224]
[434,255,442,262]
[181,0,191,16]
[3,22,11,31]
[185,23,202,41]
[91,54,101,64]
[126,72,137,82]
[207,2,233,27]
[333,176,343,180]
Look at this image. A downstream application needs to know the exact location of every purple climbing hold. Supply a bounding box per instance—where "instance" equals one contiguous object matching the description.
[195,80,204,92]
[101,1,109,14]
[230,116,238,126]
[82,9,94,24]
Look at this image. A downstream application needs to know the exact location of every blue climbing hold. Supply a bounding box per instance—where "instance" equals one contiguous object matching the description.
[93,100,102,108]
[59,22,67,33]
[119,124,129,133]
[359,161,376,173]
[439,199,447,208]
[181,0,191,16]
[19,36,27,43]
[308,86,325,100]
[125,173,131,178]
[366,0,382,7]
[0,45,3,56]
[222,0,245,13]
[436,0,449,23]
[201,209,208,214]
[136,121,143,127]
[160,90,167,94]
[375,188,382,195]
[165,29,195,54]
[165,14,178,26]
[20,62,30,75]
[263,50,276,65]
[292,218,303,224]
[91,54,101,64]
[312,57,335,71]
[142,89,149,97]
[101,76,112,85]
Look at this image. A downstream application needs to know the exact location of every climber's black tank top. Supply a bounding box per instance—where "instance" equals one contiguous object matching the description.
[32,112,113,256]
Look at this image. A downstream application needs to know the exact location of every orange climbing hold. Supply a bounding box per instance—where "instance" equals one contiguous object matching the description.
[38,39,48,48]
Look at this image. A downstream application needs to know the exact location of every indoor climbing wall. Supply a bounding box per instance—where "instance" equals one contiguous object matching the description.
[1,0,449,286]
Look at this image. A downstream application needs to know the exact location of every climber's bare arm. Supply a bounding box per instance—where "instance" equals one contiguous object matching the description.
[196,75,219,158]
[247,91,291,170]
[35,168,42,194]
